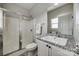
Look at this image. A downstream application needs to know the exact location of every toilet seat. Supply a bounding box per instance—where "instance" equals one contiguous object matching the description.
[25,43,37,51]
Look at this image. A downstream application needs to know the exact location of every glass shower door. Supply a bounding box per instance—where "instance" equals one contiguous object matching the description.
[0,9,3,56]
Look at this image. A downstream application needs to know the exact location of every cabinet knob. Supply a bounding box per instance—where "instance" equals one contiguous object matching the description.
[49,46,51,48]
[46,45,48,47]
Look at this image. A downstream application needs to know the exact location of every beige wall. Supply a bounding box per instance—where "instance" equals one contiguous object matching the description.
[33,12,48,38]
[73,4,79,44]
[30,3,51,18]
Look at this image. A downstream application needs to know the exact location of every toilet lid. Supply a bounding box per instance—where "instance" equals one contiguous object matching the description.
[25,43,37,49]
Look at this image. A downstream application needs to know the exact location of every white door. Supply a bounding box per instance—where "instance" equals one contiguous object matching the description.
[3,16,19,55]
[36,39,48,56]
[20,20,33,48]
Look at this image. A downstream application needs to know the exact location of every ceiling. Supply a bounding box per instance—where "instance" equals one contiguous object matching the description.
[0,3,67,17]
[48,3,66,12]
[15,3,66,11]
[15,3,35,10]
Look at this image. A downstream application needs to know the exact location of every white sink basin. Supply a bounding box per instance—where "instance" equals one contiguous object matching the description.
[40,36,55,40]
[54,37,68,46]
[40,36,68,46]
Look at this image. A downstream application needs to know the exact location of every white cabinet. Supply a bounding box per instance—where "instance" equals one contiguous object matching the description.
[36,39,48,56]
[51,45,76,56]
[51,45,66,56]
[36,39,76,56]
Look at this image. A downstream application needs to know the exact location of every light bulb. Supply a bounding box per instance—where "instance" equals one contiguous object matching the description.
[54,3,58,6]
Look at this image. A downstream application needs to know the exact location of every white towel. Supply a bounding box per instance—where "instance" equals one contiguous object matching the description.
[36,24,41,35]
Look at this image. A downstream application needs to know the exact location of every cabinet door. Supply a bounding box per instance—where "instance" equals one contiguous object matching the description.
[51,45,75,56]
[36,39,48,56]
[52,47,65,56]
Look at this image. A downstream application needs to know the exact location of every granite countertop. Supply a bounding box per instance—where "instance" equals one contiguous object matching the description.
[36,35,79,55]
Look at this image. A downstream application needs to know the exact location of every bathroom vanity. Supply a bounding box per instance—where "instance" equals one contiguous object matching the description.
[36,36,78,56]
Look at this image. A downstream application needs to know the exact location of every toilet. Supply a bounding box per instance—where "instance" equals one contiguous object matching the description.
[25,43,37,56]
